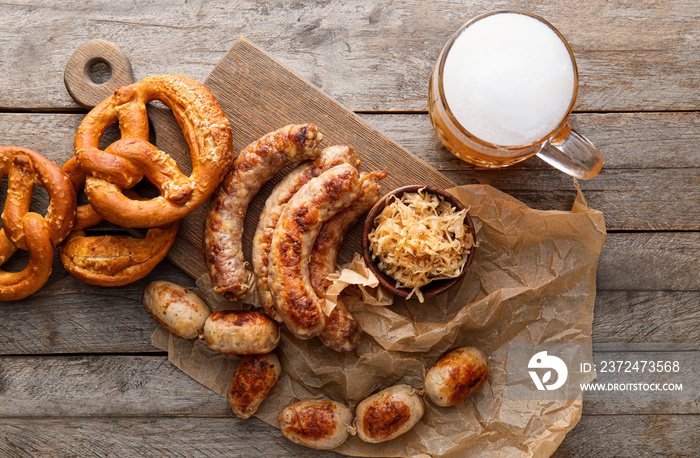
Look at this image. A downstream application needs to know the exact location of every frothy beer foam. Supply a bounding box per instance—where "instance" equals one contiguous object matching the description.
[442,12,575,147]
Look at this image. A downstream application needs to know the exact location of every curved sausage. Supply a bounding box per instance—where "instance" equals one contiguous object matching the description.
[310,174,384,352]
[252,145,358,321]
[227,352,282,419]
[143,281,211,339]
[354,384,424,443]
[278,399,353,450]
[424,347,490,406]
[203,310,280,355]
[268,164,361,339]
[204,124,322,301]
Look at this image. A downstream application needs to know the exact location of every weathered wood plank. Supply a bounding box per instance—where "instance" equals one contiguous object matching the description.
[0,415,695,457]
[0,258,696,356]
[0,416,340,458]
[443,168,700,231]
[0,356,222,417]
[363,112,700,170]
[0,113,698,231]
[596,233,699,291]
[553,415,700,457]
[0,354,696,417]
[592,291,700,343]
[0,0,697,111]
[0,261,193,355]
[3,112,697,170]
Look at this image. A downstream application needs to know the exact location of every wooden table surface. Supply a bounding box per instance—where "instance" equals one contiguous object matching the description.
[0,1,698,456]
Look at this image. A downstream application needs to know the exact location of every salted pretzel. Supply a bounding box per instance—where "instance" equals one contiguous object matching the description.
[0,146,76,301]
[74,74,234,228]
[58,158,179,286]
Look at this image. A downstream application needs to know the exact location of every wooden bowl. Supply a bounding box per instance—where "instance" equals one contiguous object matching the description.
[361,185,477,300]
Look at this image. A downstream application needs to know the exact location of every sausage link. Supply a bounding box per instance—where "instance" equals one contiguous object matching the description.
[310,174,384,352]
[278,399,353,450]
[204,124,322,301]
[354,384,425,443]
[203,310,280,355]
[252,145,358,321]
[143,281,211,339]
[268,164,361,339]
[227,352,282,419]
[424,347,489,406]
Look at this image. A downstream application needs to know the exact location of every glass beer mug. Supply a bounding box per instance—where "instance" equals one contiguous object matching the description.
[428,11,603,179]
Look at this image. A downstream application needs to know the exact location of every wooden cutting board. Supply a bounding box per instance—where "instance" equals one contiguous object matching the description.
[130,37,457,279]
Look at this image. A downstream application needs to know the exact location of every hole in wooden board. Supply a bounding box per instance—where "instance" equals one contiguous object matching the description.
[85,58,112,85]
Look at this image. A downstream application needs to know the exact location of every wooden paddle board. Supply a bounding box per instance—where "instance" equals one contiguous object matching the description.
[70,37,457,280]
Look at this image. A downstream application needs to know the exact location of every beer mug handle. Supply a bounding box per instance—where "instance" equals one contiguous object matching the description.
[536,124,603,180]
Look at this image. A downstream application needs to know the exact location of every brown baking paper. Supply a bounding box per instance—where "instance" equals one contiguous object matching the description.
[152,183,606,457]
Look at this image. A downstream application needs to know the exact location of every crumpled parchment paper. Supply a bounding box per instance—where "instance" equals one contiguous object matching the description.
[152,183,606,457]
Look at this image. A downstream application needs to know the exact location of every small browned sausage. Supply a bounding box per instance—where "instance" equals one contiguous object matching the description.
[204,124,322,301]
[252,145,358,321]
[310,173,385,352]
[278,399,353,450]
[268,164,362,339]
[203,310,280,355]
[424,347,489,406]
[143,281,210,339]
[354,384,424,443]
[227,352,282,419]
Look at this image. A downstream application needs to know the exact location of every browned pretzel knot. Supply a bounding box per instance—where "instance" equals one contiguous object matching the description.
[74,74,234,228]
[58,158,179,287]
[0,146,76,301]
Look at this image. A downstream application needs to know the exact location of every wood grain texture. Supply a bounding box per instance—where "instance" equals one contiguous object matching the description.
[2,112,697,171]
[0,112,697,239]
[0,261,193,355]
[164,37,459,278]
[363,112,700,170]
[0,415,696,457]
[0,0,697,111]
[0,354,695,421]
[553,415,700,457]
[0,253,696,356]
[596,233,699,291]
[0,356,221,417]
[0,416,341,458]
[444,168,699,231]
[0,2,696,454]
[592,291,700,343]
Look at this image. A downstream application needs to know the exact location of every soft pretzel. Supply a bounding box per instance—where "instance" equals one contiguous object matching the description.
[204,124,322,301]
[74,74,234,228]
[0,146,76,301]
[58,225,178,287]
[58,158,179,286]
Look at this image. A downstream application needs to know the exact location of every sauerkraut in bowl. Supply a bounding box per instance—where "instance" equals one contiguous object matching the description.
[362,185,476,302]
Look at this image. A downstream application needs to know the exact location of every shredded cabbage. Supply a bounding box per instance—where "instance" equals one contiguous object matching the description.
[368,188,474,302]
